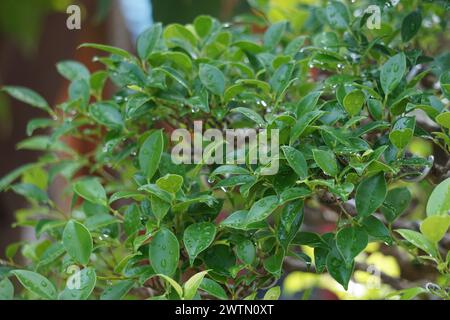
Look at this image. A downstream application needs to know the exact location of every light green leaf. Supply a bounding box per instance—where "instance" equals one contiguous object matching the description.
[312,149,338,177]
[420,216,450,243]
[156,174,183,193]
[78,43,133,59]
[343,90,365,116]
[12,270,57,300]
[89,102,124,130]
[396,229,439,258]
[426,178,450,216]
[59,267,96,300]
[56,60,90,81]
[231,107,265,126]
[183,270,208,300]
[263,286,281,300]
[2,86,52,114]
[436,112,450,129]
[73,177,107,206]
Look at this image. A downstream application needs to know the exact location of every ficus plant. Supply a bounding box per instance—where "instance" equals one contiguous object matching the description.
[0,0,449,300]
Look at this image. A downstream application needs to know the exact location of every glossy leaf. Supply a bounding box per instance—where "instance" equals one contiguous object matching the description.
[312,149,338,177]
[149,228,179,277]
[12,270,57,300]
[139,130,164,181]
[63,220,93,265]
[355,173,387,217]
[183,222,217,265]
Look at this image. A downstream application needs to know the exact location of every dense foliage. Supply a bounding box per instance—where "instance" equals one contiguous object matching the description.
[0,0,449,300]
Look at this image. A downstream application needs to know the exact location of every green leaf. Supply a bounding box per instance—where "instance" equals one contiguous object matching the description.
[381,187,411,222]
[440,71,450,99]
[123,204,142,236]
[89,102,124,130]
[326,247,353,290]
[56,60,90,81]
[73,177,107,206]
[100,280,135,300]
[231,107,265,126]
[139,130,164,181]
[312,149,338,177]
[420,216,450,243]
[183,222,217,265]
[245,195,279,224]
[282,146,308,179]
[199,278,227,300]
[426,178,450,216]
[0,277,14,300]
[277,200,304,250]
[59,267,96,300]
[263,248,284,276]
[153,274,183,298]
[270,62,295,100]
[194,15,214,38]
[149,228,179,277]
[336,226,368,264]
[396,229,439,258]
[389,116,415,149]
[436,112,450,129]
[263,21,287,51]
[367,99,383,120]
[236,239,256,265]
[362,215,391,244]
[11,183,48,203]
[156,174,183,193]
[343,90,365,116]
[137,23,162,60]
[380,53,406,95]
[12,270,57,300]
[63,220,93,265]
[210,165,250,177]
[109,191,144,204]
[263,286,281,300]
[290,110,324,144]
[401,11,422,42]
[279,187,311,203]
[26,118,54,136]
[325,1,350,30]
[199,63,225,95]
[183,270,208,300]
[78,43,133,59]
[355,173,387,217]
[2,86,52,114]
[139,184,173,203]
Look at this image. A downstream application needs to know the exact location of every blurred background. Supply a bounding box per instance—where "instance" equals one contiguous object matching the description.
[0,0,448,300]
